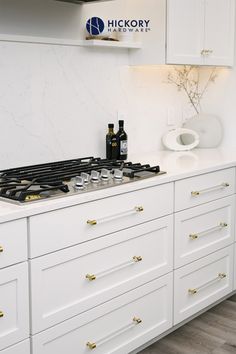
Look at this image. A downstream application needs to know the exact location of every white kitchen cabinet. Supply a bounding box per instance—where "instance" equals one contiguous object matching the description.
[175,196,235,268]
[0,219,27,269]
[29,183,173,257]
[0,263,29,350]
[167,0,235,66]
[174,246,234,325]
[30,216,173,333]
[31,274,173,354]
[167,0,205,65]
[175,168,235,212]
[0,340,30,354]
[204,0,235,66]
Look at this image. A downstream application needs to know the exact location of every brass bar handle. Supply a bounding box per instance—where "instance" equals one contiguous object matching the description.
[87,220,97,226]
[86,316,142,350]
[191,183,229,197]
[0,246,3,253]
[188,273,227,295]
[86,206,144,226]
[133,317,142,324]
[189,222,228,240]
[86,274,96,281]
[86,342,96,350]
[0,311,4,318]
[85,256,143,282]
[135,206,144,212]
[218,273,227,279]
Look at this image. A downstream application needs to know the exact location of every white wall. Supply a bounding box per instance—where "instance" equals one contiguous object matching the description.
[0,0,235,169]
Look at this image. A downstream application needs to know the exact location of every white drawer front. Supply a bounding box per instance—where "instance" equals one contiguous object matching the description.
[32,274,173,354]
[0,219,27,269]
[175,196,235,268]
[0,263,29,350]
[174,246,234,325]
[30,216,173,333]
[0,340,30,354]
[175,168,235,211]
[29,183,173,257]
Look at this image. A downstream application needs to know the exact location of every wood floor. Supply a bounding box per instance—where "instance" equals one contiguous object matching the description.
[139,295,236,354]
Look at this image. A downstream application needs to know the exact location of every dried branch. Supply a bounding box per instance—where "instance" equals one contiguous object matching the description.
[167,66,218,114]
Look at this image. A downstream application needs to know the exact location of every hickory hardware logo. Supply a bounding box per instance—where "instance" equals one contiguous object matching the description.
[86,17,151,36]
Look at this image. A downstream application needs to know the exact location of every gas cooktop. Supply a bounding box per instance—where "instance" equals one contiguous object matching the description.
[0,157,166,204]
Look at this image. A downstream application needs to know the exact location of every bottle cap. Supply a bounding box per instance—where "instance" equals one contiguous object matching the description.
[108,123,114,128]
[118,120,124,127]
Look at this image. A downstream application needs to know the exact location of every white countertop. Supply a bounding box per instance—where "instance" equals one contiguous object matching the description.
[0,148,236,223]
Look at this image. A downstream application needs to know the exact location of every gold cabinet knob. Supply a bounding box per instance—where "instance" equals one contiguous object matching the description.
[0,246,3,253]
[86,342,96,350]
[0,311,4,318]
[86,274,96,281]
[87,220,97,226]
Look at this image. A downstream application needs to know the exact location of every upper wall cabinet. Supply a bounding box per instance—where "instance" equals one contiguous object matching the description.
[167,0,235,66]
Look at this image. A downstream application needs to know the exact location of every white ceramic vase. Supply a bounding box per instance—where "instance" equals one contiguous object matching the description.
[182,113,223,148]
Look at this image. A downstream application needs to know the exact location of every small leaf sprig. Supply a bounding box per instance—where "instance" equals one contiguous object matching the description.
[167,66,218,114]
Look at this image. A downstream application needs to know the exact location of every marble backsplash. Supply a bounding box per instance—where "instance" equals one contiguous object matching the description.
[0,40,234,169]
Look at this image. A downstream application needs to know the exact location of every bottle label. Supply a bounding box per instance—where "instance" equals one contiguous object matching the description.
[120,140,128,155]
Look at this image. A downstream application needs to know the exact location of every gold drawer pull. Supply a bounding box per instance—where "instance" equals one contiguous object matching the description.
[133,317,142,324]
[85,256,143,282]
[135,206,144,212]
[0,311,4,318]
[191,183,229,197]
[86,274,96,281]
[87,220,97,226]
[189,222,228,240]
[86,316,142,350]
[188,273,227,295]
[86,206,144,226]
[0,246,3,253]
[87,342,96,350]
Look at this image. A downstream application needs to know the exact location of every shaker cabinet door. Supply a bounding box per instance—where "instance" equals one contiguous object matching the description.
[0,263,29,350]
[204,0,235,66]
[167,0,235,66]
[167,0,205,64]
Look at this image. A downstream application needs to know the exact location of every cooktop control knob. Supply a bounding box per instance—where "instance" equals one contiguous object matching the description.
[81,172,90,184]
[74,176,85,190]
[114,169,123,181]
[91,170,100,183]
[101,169,110,181]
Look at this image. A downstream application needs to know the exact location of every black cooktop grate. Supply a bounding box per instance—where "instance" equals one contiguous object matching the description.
[0,157,161,202]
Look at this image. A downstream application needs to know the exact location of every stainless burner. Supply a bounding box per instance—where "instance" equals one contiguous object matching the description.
[0,157,166,204]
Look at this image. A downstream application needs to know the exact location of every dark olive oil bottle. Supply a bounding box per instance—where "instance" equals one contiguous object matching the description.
[116,120,128,160]
[106,124,118,159]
